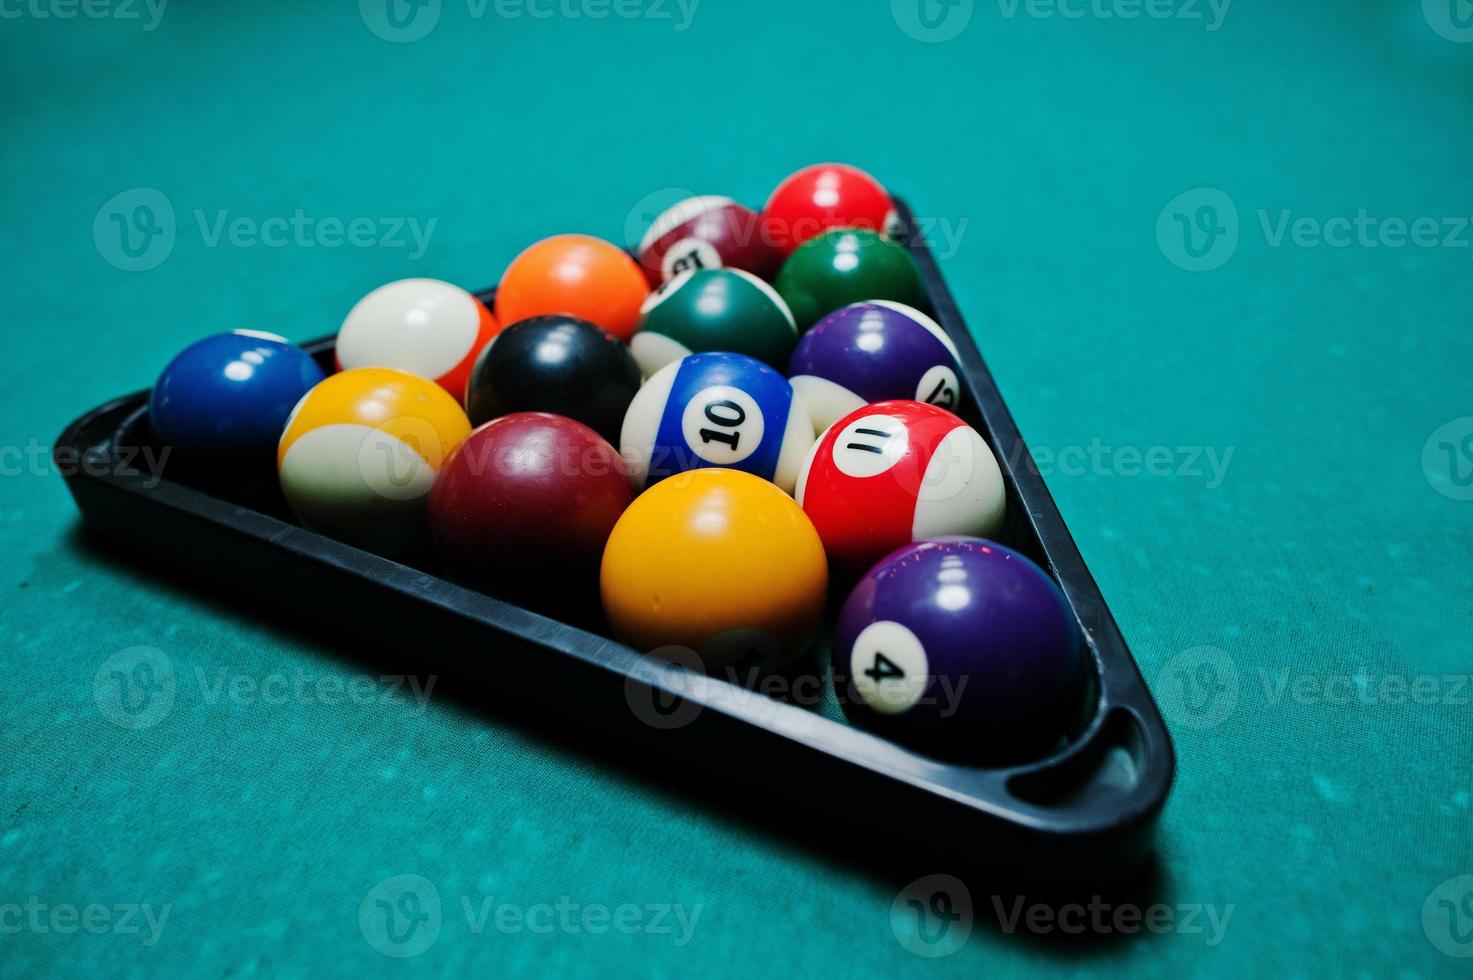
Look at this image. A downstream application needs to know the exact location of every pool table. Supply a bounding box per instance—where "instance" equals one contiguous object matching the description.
[2,2,1470,976]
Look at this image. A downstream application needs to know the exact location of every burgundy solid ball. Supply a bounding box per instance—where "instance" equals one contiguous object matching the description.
[428,413,633,582]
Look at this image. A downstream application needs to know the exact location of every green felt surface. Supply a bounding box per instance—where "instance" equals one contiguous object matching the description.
[3,1,1473,976]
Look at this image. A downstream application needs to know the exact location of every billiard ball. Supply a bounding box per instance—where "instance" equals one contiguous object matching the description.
[150,330,325,462]
[788,301,962,433]
[335,279,500,403]
[636,195,782,285]
[762,163,900,255]
[833,538,1084,758]
[775,229,927,331]
[278,367,471,556]
[495,234,650,341]
[428,413,632,586]
[620,352,815,493]
[795,400,1005,573]
[464,315,640,444]
[600,468,827,670]
[631,268,798,376]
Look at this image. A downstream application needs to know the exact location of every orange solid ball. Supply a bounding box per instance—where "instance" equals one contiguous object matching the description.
[495,234,650,342]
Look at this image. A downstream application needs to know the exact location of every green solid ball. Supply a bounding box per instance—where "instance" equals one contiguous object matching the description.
[630,268,799,376]
[775,229,928,331]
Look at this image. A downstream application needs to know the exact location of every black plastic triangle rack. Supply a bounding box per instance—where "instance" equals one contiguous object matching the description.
[58,199,1174,882]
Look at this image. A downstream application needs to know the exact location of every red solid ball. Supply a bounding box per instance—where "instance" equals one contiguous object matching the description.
[428,413,633,583]
[762,163,899,256]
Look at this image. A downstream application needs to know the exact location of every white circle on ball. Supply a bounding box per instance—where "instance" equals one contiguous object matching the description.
[832,414,909,478]
[681,385,765,466]
[661,238,723,280]
[915,364,960,410]
[851,620,930,715]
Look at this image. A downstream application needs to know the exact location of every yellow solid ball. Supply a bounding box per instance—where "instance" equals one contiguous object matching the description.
[600,468,828,670]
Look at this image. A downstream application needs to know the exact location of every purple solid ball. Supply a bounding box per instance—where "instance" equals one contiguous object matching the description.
[787,301,961,432]
[833,537,1084,758]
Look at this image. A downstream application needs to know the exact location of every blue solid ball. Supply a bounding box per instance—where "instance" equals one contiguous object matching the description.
[149,330,326,460]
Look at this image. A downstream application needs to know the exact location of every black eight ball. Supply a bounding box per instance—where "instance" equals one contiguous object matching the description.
[465,315,641,445]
